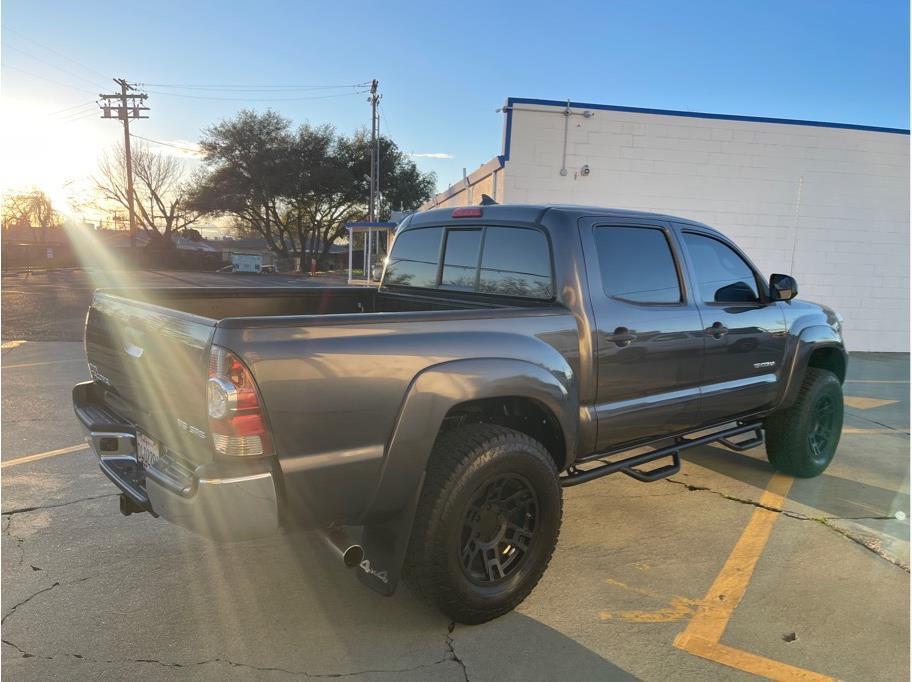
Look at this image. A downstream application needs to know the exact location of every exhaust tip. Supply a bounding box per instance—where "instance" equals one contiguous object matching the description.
[342,544,364,568]
[319,527,364,568]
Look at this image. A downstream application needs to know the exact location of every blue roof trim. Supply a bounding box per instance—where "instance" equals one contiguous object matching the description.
[501,99,514,161]
[503,98,910,156]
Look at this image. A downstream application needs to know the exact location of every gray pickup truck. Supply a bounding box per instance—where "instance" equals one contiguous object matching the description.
[73,204,847,623]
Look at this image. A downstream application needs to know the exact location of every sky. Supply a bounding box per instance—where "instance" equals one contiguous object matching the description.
[1,0,909,221]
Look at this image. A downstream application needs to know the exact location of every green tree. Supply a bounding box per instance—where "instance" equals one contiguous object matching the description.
[188,110,300,258]
[188,109,435,267]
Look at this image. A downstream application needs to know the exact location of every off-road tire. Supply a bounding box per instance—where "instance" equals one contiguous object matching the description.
[765,367,844,478]
[402,424,562,624]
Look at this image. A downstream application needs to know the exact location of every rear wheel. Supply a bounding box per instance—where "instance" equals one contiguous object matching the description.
[403,424,562,624]
[765,368,843,478]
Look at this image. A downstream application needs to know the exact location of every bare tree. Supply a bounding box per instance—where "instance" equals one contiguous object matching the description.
[2,189,59,242]
[95,142,199,243]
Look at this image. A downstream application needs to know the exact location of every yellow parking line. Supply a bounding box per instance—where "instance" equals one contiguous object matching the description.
[2,443,90,468]
[843,427,909,435]
[844,396,898,410]
[673,473,835,681]
[2,358,85,369]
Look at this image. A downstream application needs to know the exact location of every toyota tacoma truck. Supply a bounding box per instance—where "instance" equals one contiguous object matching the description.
[73,204,847,624]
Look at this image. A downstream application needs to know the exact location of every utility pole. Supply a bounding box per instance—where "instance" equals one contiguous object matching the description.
[366,79,381,280]
[368,79,380,222]
[99,79,148,254]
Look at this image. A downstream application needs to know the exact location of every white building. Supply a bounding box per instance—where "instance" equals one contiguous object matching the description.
[423,97,910,352]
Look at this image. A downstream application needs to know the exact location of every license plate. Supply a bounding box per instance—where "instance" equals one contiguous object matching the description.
[136,431,161,468]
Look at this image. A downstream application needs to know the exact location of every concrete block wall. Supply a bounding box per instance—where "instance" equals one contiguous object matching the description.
[502,103,909,352]
[424,167,502,209]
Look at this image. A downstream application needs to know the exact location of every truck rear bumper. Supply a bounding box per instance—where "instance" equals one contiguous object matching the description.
[73,381,280,541]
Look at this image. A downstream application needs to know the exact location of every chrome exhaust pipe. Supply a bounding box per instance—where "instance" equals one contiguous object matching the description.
[319,526,364,568]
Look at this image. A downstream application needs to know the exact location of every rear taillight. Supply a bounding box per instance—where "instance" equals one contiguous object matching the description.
[207,346,272,457]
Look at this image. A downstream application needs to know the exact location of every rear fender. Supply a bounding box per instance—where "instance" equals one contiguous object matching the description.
[355,357,576,595]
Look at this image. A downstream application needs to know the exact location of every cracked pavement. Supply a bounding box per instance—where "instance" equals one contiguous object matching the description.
[2,336,909,679]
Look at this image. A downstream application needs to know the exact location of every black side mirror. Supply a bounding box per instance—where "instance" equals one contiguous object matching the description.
[769,273,798,301]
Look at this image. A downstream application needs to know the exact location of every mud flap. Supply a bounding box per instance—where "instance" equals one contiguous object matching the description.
[356,473,425,596]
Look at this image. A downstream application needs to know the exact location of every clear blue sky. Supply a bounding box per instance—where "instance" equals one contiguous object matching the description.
[2,0,909,205]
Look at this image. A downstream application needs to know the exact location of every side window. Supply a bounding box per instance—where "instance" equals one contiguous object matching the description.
[478,227,553,299]
[683,233,760,303]
[384,227,443,288]
[440,228,482,291]
[594,226,681,304]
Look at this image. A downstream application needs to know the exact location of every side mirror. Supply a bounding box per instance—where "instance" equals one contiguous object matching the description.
[769,274,798,301]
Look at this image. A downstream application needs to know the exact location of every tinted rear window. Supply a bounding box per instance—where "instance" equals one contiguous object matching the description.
[441,228,482,291]
[594,226,681,304]
[479,228,553,298]
[385,225,553,299]
[383,227,442,288]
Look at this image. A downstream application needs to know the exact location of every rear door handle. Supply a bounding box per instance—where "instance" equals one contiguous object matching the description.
[608,327,638,347]
[706,322,728,338]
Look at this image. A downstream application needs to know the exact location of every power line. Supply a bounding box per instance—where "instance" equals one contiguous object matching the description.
[130,134,199,154]
[1,24,110,81]
[143,88,370,102]
[142,81,371,91]
[378,101,394,140]
[2,63,99,95]
[47,100,99,116]
[3,43,107,89]
[57,111,100,125]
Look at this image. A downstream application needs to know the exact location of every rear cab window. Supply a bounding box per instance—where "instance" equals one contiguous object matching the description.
[593,226,682,304]
[384,224,554,300]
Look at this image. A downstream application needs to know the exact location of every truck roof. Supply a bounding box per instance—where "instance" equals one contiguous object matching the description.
[407,204,717,233]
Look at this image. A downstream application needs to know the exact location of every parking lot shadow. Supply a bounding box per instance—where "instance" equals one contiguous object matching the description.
[680,444,909,540]
[279,531,638,679]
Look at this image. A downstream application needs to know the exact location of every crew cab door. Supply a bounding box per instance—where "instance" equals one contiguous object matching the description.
[674,226,788,424]
[580,218,705,449]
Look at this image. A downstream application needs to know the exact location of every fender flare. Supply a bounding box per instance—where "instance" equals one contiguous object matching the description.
[367,356,577,520]
[778,325,847,410]
[352,357,576,596]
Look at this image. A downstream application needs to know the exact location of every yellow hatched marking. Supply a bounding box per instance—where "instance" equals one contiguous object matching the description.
[673,473,836,681]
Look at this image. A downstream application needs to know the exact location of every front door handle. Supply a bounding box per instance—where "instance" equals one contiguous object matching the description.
[706,321,729,338]
[608,326,638,347]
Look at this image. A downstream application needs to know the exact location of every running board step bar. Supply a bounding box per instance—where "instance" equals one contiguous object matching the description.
[561,422,764,488]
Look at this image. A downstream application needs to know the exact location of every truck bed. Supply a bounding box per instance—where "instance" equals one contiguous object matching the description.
[105,286,509,321]
[83,285,568,478]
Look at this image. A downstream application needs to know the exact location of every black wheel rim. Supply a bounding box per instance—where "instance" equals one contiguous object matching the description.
[459,474,539,585]
[808,394,836,460]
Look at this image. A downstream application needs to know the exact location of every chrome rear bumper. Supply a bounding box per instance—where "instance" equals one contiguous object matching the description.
[73,381,280,541]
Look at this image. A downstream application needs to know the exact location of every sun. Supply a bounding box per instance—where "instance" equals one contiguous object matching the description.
[0,94,118,217]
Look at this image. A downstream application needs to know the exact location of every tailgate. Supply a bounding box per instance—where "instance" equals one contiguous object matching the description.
[85,291,216,464]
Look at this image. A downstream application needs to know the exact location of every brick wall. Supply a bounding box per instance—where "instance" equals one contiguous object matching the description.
[503,103,909,352]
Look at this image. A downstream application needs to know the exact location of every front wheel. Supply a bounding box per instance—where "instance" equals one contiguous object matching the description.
[403,424,562,624]
[765,367,844,478]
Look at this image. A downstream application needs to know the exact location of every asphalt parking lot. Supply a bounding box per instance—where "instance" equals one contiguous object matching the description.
[2,270,909,680]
